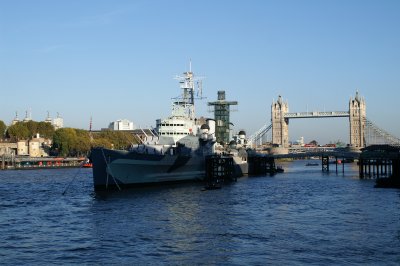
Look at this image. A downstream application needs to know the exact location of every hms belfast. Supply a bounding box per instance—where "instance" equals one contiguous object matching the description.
[91,64,249,190]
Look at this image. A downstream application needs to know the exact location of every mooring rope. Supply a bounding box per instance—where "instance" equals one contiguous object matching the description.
[62,163,83,196]
[101,148,122,191]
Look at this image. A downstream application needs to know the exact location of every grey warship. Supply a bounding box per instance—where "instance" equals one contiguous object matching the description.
[91,66,248,190]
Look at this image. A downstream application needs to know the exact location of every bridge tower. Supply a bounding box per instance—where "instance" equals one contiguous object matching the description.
[271,95,289,148]
[349,91,366,148]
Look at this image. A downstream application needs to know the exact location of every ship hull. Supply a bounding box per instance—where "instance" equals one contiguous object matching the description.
[91,148,206,191]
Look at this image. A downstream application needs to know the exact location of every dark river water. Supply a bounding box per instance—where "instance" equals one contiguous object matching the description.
[0,160,399,265]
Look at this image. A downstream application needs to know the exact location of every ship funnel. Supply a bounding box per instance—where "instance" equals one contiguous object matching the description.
[207,119,216,141]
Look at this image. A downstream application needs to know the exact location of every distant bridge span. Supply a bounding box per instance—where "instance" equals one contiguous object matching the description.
[284,111,350,119]
[248,91,400,150]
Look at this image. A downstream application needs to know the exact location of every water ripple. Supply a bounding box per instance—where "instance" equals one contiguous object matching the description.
[0,164,399,265]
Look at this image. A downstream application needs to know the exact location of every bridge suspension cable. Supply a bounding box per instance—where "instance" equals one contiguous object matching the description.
[247,124,272,147]
[365,118,400,146]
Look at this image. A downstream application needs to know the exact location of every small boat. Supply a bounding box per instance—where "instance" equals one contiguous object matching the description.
[82,158,92,168]
[82,162,92,168]
[276,166,284,173]
[305,162,319,166]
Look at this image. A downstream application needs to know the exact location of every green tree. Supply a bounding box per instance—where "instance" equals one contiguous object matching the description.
[74,135,91,156]
[52,128,92,157]
[6,122,30,141]
[6,120,55,140]
[0,120,6,139]
[25,120,55,139]
[52,128,78,156]
[37,121,55,139]
[25,120,38,137]
[73,129,91,156]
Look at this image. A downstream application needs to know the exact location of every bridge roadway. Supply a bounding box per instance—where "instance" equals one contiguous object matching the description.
[284,111,350,119]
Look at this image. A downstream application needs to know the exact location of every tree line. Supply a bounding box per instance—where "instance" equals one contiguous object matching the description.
[0,120,138,157]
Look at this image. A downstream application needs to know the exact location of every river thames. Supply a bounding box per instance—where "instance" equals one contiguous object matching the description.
[0,160,399,265]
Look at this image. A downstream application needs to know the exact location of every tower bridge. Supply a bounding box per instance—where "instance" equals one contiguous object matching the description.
[248,91,400,152]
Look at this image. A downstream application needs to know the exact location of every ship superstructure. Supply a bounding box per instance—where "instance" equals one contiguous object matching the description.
[91,64,251,191]
[91,65,220,190]
[155,64,204,143]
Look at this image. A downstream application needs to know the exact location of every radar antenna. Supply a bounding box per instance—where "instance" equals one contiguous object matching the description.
[172,61,206,119]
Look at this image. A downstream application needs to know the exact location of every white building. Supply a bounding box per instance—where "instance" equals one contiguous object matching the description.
[108,119,135,131]
[11,111,20,125]
[53,113,64,130]
[44,111,52,124]
[23,110,32,122]
[10,110,64,130]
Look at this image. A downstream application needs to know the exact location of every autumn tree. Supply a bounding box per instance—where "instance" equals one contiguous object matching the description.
[91,137,113,149]
[50,127,139,157]
[94,130,136,150]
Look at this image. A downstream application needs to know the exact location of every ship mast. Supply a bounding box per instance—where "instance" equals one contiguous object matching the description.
[173,62,204,120]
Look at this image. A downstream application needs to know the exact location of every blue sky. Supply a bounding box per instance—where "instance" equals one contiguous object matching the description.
[1,0,399,144]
